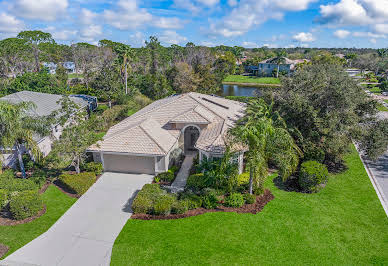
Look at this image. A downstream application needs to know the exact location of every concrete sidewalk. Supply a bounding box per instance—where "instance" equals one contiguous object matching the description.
[1,172,153,266]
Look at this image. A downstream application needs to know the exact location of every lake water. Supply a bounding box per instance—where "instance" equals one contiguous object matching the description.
[220,84,263,97]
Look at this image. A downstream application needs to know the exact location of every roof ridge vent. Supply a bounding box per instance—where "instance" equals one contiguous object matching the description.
[201,97,229,110]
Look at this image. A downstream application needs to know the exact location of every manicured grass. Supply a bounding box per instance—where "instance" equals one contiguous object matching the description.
[223,75,281,84]
[369,87,382,93]
[377,103,388,112]
[111,146,388,265]
[0,186,76,258]
[68,73,84,79]
[384,100,388,104]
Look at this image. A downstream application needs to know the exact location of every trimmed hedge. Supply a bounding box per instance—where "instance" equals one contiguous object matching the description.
[9,190,43,220]
[171,200,189,214]
[244,193,256,204]
[186,173,206,191]
[132,184,176,215]
[237,172,250,186]
[0,176,38,192]
[59,172,96,195]
[82,162,103,175]
[299,161,329,193]
[224,193,245,208]
[179,193,202,210]
[0,189,8,209]
[156,171,175,183]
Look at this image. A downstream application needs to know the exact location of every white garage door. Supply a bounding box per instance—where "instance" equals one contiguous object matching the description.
[103,154,155,174]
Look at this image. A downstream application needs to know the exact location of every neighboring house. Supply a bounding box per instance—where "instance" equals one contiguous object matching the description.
[63,62,76,74]
[345,68,361,78]
[245,65,259,75]
[88,92,246,175]
[42,62,57,74]
[258,58,308,77]
[0,91,97,168]
[42,62,76,74]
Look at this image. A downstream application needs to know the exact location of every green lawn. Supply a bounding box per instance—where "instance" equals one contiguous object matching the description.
[223,75,281,84]
[0,186,76,258]
[368,87,382,93]
[68,73,84,79]
[384,100,388,104]
[377,103,388,112]
[111,146,388,265]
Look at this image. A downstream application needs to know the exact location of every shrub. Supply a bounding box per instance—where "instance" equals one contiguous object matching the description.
[0,172,38,192]
[96,104,108,114]
[169,166,179,175]
[0,189,8,209]
[132,194,153,214]
[30,169,47,188]
[299,161,329,193]
[224,193,245,208]
[237,172,250,186]
[156,171,175,183]
[59,172,96,195]
[171,200,189,214]
[153,194,175,216]
[244,193,256,204]
[186,173,206,191]
[180,193,202,210]
[201,190,219,209]
[82,162,103,175]
[9,190,43,220]
[0,169,14,179]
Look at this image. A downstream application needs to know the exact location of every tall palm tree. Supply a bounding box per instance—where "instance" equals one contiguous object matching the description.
[0,101,48,178]
[272,50,287,78]
[230,98,301,194]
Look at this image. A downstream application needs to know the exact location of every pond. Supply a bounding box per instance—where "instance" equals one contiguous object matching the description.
[219,84,264,97]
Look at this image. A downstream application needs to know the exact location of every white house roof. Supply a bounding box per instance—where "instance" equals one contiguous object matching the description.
[0,91,89,117]
[89,92,245,155]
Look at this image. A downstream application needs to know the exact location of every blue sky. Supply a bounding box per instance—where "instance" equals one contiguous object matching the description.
[0,0,387,48]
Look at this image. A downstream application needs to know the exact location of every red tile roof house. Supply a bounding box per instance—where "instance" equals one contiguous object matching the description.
[88,92,246,175]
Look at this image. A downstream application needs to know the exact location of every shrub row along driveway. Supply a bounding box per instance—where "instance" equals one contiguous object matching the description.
[1,172,153,266]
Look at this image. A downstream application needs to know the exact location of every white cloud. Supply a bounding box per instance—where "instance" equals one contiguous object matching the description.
[373,24,388,34]
[0,12,24,33]
[353,31,386,38]
[80,24,102,41]
[200,41,216,46]
[130,31,146,47]
[173,0,219,12]
[80,8,98,25]
[228,0,238,7]
[45,26,77,41]
[242,41,258,48]
[154,17,185,29]
[159,30,187,45]
[196,0,219,7]
[333,29,350,39]
[263,43,279,48]
[292,32,315,42]
[103,0,152,30]
[10,0,68,21]
[318,0,388,28]
[370,38,377,44]
[208,0,315,37]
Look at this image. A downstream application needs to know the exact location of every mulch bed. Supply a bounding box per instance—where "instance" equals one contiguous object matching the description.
[0,243,9,258]
[0,205,46,226]
[132,189,274,220]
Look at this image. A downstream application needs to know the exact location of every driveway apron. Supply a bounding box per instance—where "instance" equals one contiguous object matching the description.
[1,172,153,266]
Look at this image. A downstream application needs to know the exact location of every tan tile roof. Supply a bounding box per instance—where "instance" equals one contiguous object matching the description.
[89,92,245,155]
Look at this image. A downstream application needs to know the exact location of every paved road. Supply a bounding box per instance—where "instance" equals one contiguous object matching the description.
[363,150,388,211]
[1,172,153,266]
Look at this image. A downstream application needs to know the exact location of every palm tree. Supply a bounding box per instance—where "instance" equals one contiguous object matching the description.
[0,101,48,178]
[230,98,301,194]
[272,50,287,78]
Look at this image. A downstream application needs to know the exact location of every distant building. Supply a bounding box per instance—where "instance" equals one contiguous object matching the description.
[257,58,309,77]
[42,61,76,74]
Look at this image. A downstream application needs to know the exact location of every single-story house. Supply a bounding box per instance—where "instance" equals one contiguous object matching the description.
[88,92,246,175]
[258,58,308,77]
[0,91,97,168]
[42,61,76,75]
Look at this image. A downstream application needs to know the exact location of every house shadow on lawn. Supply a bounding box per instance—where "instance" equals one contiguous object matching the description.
[122,189,141,214]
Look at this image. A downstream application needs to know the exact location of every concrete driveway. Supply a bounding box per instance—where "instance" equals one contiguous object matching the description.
[1,172,153,266]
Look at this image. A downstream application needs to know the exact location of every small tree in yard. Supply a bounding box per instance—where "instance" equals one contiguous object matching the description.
[230,99,301,194]
[0,101,48,178]
[50,97,101,173]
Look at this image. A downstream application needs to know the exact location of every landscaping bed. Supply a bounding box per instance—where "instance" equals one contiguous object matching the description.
[0,244,8,258]
[0,205,46,226]
[132,189,274,220]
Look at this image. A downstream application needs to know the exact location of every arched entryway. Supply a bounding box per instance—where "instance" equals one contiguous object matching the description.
[183,125,200,154]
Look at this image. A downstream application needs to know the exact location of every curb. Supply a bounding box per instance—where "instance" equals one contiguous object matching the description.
[355,145,388,217]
